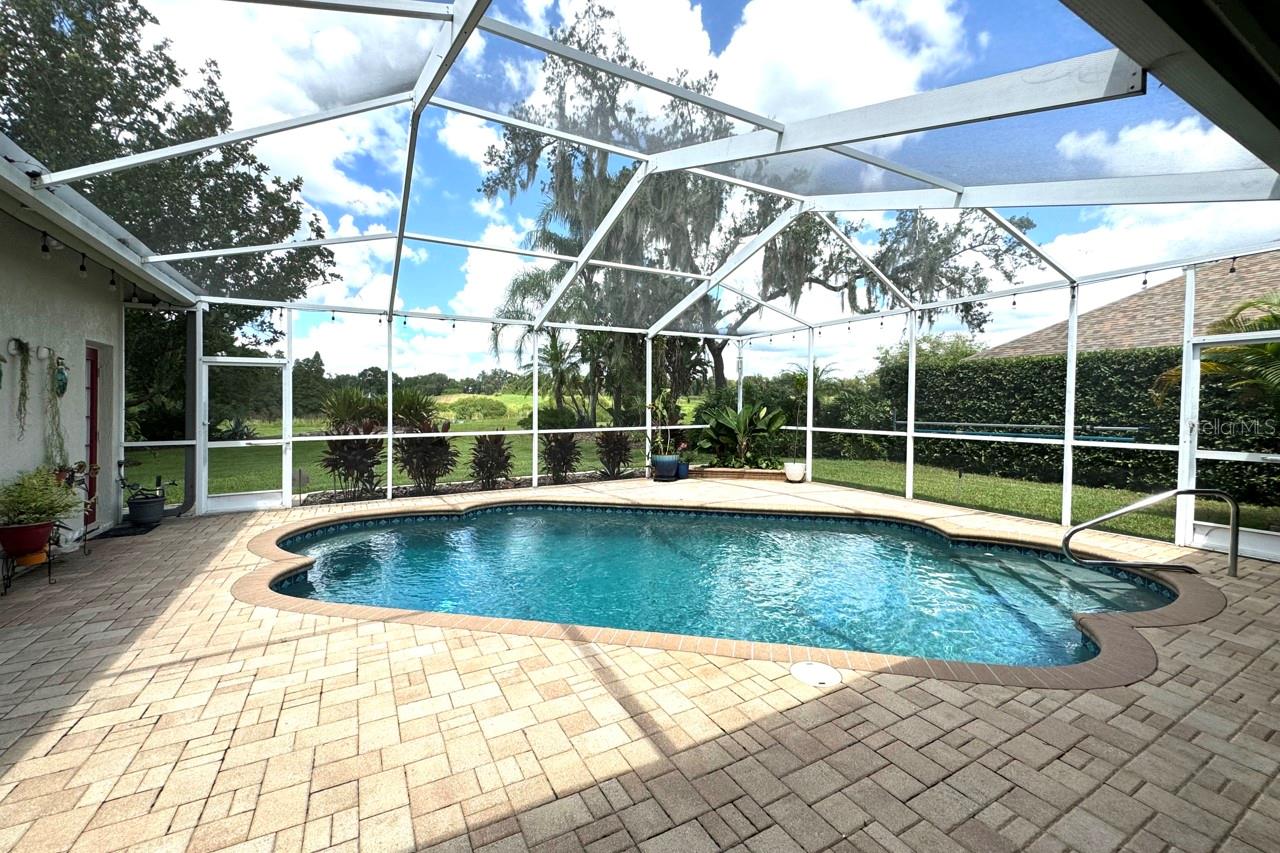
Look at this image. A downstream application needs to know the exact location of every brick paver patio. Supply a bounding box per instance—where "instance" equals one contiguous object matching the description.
[0,478,1275,852]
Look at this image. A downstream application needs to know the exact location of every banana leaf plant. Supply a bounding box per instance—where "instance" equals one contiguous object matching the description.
[696,403,787,469]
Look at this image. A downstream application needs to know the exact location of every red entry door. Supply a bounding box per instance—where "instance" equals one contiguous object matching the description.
[84,347,99,526]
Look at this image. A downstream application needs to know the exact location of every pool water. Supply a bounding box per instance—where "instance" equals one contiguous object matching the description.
[279,506,1171,666]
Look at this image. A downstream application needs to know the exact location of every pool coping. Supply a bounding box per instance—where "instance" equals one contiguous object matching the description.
[233,492,1228,689]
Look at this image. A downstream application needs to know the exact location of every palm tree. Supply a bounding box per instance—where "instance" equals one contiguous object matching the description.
[1157,292,1280,407]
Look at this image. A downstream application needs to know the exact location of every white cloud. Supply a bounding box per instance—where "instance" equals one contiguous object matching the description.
[437,113,502,171]
[1041,201,1280,281]
[1057,117,1263,176]
[715,0,966,122]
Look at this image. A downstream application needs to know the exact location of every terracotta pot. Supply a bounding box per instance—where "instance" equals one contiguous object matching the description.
[0,521,54,557]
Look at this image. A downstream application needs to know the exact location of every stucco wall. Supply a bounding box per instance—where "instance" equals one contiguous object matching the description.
[0,214,121,537]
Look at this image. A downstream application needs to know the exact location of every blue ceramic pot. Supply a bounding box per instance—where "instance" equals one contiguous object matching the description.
[652,454,680,481]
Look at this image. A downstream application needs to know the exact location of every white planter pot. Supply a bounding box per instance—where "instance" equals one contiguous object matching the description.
[784,462,806,483]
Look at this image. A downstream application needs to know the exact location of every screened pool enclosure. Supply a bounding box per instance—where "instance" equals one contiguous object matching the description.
[3,0,1279,559]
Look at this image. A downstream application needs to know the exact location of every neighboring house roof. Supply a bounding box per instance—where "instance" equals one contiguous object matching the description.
[976,251,1280,359]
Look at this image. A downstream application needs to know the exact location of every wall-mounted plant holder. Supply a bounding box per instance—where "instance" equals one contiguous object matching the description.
[53,357,69,398]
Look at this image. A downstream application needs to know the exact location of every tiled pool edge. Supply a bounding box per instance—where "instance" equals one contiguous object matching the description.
[233,493,1228,690]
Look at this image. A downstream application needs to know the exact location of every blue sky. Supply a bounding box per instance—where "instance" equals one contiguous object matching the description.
[141,0,1277,378]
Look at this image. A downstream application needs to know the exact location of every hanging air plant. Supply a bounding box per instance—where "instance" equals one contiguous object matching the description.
[8,339,31,439]
[44,353,68,468]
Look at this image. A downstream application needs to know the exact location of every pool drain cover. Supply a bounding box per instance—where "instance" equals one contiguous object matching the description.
[790,660,842,687]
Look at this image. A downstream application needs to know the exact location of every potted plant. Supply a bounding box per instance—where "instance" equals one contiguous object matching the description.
[675,441,690,480]
[647,393,680,482]
[0,468,81,557]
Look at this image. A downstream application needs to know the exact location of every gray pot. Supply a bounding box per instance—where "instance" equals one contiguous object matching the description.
[127,495,165,526]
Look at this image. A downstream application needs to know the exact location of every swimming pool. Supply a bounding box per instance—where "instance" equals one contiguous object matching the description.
[277,505,1172,667]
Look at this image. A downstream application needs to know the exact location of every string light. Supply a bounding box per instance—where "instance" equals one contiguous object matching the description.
[1141,271,1148,288]
[1229,256,1237,273]
[129,284,140,304]
[78,253,87,279]
[40,232,51,261]
[330,311,335,322]
[401,315,407,326]
[108,270,117,291]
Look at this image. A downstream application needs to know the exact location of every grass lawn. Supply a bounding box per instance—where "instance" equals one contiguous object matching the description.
[125,431,650,502]
[814,457,1278,540]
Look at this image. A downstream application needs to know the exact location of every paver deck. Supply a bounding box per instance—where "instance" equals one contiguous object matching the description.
[0,478,1275,852]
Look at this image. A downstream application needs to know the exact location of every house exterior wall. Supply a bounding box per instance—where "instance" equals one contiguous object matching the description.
[0,214,121,538]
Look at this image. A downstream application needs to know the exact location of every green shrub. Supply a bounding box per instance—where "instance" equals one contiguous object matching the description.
[393,388,457,494]
[697,403,786,468]
[448,396,509,421]
[518,407,578,430]
[871,345,1280,502]
[540,433,581,484]
[320,387,384,498]
[0,468,81,525]
[470,433,514,490]
[595,432,632,479]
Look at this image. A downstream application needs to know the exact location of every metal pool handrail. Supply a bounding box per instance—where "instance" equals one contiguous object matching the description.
[1063,488,1239,578]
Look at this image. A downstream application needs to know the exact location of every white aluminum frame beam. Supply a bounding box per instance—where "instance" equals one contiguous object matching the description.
[647,201,809,336]
[532,162,650,329]
[810,168,1280,210]
[429,96,649,161]
[34,92,412,188]
[826,145,963,195]
[405,231,708,280]
[226,0,451,19]
[144,232,395,263]
[648,50,1144,174]
[716,280,809,327]
[817,213,915,309]
[387,0,489,315]
[980,208,1077,283]
[140,228,707,281]
[428,95,805,202]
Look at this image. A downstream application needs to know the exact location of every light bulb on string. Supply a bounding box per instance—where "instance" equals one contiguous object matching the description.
[1142,272,1148,289]
[78,253,87,279]
[108,270,117,292]
[1229,256,1237,273]
[330,311,335,322]
[40,232,51,261]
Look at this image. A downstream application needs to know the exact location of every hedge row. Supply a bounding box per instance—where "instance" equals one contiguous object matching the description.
[853,346,1280,503]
